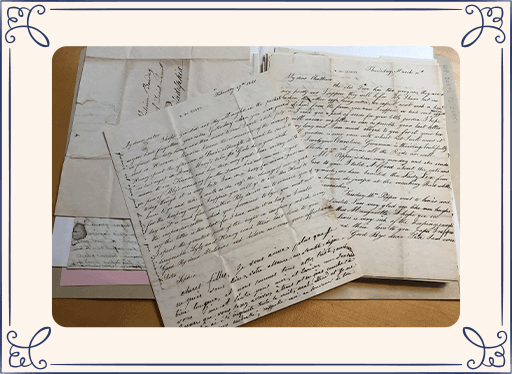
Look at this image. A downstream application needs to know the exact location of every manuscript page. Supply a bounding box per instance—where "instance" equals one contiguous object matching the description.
[104,74,363,326]
[267,53,458,281]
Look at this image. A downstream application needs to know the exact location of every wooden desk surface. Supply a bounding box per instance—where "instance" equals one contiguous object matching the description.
[52,46,460,328]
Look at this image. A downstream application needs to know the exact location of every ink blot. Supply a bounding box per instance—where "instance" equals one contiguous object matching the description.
[72,223,87,240]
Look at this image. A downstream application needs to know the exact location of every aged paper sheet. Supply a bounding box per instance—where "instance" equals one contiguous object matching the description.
[66,217,145,270]
[267,52,458,281]
[55,47,252,219]
[105,74,363,326]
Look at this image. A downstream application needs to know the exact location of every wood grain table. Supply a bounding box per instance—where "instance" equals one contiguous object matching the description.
[52,46,460,327]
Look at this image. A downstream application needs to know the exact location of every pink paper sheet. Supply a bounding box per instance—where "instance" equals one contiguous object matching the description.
[60,268,149,286]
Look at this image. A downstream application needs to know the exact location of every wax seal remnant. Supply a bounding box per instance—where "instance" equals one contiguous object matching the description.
[72,223,87,241]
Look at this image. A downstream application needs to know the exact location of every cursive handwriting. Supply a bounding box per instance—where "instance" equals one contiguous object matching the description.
[279,77,454,244]
[106,74,361,326]
[138,62,165,117]
[171,224,357,327]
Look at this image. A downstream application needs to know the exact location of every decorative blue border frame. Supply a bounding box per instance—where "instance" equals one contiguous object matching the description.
[50,7,464,10]
[1,1,510,372]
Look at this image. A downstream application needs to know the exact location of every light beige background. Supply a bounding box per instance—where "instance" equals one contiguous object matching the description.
[2,1,510,372]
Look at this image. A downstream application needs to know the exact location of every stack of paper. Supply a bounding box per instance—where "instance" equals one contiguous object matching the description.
[53,47,459,326]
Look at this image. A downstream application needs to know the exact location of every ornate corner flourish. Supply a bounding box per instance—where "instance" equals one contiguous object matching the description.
[6,327,51,370]
[5,5,50,47]
[463,327,507,369]
[461,5,506,47]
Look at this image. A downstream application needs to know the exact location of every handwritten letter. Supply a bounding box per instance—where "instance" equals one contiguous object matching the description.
[268,53,459,281]
[105,74,362,326]
[66,217,145,270]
